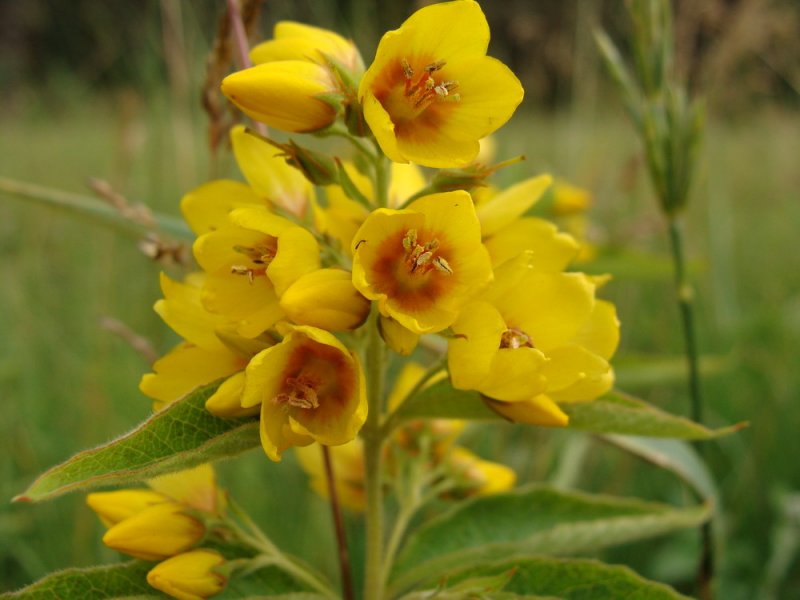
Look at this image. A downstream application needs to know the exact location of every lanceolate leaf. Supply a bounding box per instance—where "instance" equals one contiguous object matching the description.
[16,383,260,503]
[387,380,743,440]
[0,561,155,599]
[599,434,717,500]
[388,485,710,595]
[418,556,691,599]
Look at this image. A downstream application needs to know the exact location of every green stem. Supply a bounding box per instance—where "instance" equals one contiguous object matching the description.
[320,125,377,160]
[667,216,714,599]
[373,150,390,208]
[362,308,387,600]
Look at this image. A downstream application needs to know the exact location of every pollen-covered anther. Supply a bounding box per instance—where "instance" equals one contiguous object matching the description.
[402,230,452,276]
[500,328,534,349]
[274,376,320,410]
[233,242,277,265]
[401,58,459,111]
[230,265,260,284]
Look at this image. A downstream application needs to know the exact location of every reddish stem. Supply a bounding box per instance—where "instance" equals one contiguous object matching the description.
[322,445,355,600]
[226,0,268,136]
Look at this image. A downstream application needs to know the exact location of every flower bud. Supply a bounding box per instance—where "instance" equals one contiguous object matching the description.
[205,372,259,418]
[102,502,205,561]
[265,138,339,187]
[222,61,340,133]
[378,315,419,356]
[147,549,226,600]
[448,447,516,496]
[280,268,370,331]
[86,490,168,528]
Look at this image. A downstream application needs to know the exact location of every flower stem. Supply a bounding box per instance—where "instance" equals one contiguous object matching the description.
[362,308,387,600]
[321,445,355,600]
[373,150,390,208]
[667,215,714,599]
[226,0,267,137]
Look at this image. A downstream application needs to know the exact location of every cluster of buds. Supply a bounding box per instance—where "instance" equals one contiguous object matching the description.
[86,466,228,599]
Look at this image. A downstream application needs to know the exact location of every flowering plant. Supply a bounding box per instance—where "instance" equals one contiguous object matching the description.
[6,2,739,599]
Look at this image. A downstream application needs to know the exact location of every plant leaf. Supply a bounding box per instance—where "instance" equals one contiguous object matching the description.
[15,383,260,503]
[386,380,743,440]
[387,484,709,596]
[0,561,156,599]
[421,556,691,599]
[599,434,717,500]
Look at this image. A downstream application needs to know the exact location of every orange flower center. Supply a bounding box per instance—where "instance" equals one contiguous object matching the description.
[230,237,278,283]
[370,227,456,313]
[273,339,354,413]
[500,328,534,349]
[376,58,460,125]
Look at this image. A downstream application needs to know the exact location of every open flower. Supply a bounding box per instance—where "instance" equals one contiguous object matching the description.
[147,549,227,600]
[351,191,492,334]
[193,206,320,338]
[359,0,523,167]
[448,252,619,425]
[241,326,366,461]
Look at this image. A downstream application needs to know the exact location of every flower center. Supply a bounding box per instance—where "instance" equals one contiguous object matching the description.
[500,328,534,349]
[402,228,453,276]
[382,59,460,123]
[230,238,278,283]
[273,374,320,410]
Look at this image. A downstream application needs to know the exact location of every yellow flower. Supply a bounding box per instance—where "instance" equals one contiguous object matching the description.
[88,466,221,561]
[279,268,370,331]
[447,447,516,496]
[147,549,227,600]
[351,191,492,334]
[241,326,367,461]
[250,21,363,73]
[448,252,620,425]
[138,273,261,416]
[193,206,320,338]
[295,439,366,511]
[222,61,340,133]
[229,125,314,218]
[359,0,523,167]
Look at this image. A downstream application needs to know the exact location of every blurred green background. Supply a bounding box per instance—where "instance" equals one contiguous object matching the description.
[1,0,799,598]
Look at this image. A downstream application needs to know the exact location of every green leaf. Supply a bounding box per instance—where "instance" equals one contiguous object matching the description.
[220,566,322,599]
[560,390,745,438]
[387,484,709,596]
[0,561,156,599]
[427,556,691,599]
[599,435,717,500]
[385,380,743,440]
[16,383,260,503]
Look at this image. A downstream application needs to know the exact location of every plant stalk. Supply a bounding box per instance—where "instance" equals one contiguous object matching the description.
[362,309,387,600]
[321,446,355,600]
[667,215,713,599]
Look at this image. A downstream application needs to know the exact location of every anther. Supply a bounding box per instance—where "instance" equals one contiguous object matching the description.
[424,60,446,72]
[401,58,414,79]
[402,229,418,251]
[433,256,453,275]
[231,265,255,284]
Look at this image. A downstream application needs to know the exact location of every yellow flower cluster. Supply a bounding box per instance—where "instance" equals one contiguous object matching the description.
[140,0,619,477]
[86,466,227,600]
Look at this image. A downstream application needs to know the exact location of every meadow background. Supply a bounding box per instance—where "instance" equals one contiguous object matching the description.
[1,0,798,598]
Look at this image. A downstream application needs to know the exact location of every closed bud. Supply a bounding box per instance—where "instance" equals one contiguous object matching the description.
[378,315,419,356]
[102,502,205,561]
[429,156,526,194]
[147,549,227,600]
[86,489,168,528]
[280,269,370,331]
[266,138,339,187]
[222,61,340,133]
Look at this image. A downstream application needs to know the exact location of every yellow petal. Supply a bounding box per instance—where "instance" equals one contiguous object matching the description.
[571,299,620,361]
[448,301,506,391]
[148,464,219,514]
[280,268,370,331]
[201,274,284,339]
[480,347,548,401]
[86,490,168,528]
[488,395,569,427]
[205,371,259,418]
[484,217,580,270]
[102,503,204,561]
[378,315,420,356]
[540,344,610,393]
[180,180,262,235]
[230,125,313,218]
[155,273,228,353]
[388,162,426,208]
[267,227,322,296]
[477,174,552,237]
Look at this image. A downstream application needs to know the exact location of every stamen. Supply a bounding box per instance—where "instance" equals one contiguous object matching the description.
[231,265,256,284]
[273,376,320,410]
[500,328,534,349]
[402,232,452,276]
[433,256,453,275]
[401,58,414,79]
[402,229,418,251]
[424,60,446,72]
